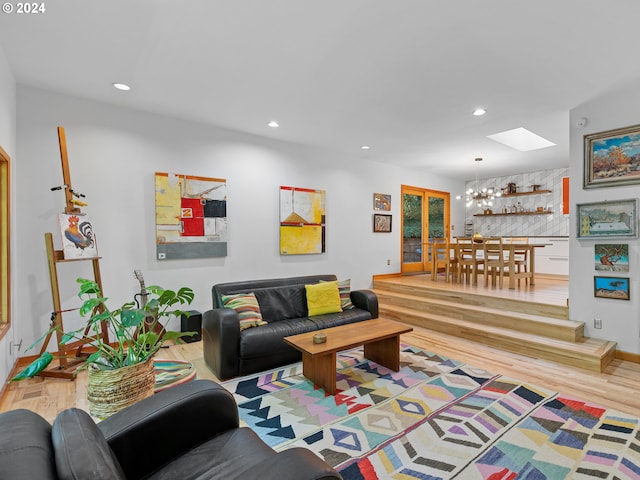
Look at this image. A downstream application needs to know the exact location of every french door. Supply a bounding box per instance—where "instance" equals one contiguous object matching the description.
[401,186,450,274]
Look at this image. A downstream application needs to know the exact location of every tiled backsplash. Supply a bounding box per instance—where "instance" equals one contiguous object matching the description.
[464,168,569,237]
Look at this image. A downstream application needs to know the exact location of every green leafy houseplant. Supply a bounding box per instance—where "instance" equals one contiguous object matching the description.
[12,278,195,381]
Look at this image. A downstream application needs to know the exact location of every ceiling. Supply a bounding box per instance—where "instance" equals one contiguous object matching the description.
[2,0,640,181]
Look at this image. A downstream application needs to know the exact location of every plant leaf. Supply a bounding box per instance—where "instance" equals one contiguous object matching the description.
[79,297,104,317]
[121,309,144,328]
[162,330,196,342]
[77,278,101,296]
[176,287,195,304]
[60,328,85,344]
[10,352,53,381]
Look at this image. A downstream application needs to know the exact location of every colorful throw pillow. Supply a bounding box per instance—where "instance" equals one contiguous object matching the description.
[321,278,354,310]
[221,293,267,330]
[305,281,343,316]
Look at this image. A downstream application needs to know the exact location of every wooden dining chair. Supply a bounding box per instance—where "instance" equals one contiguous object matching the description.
[431,238,458,282]
[456,237,485,285]
[507,237,529,286]
[483,237,507,288]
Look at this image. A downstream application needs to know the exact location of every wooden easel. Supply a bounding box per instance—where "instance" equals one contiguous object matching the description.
[38,126,109,379]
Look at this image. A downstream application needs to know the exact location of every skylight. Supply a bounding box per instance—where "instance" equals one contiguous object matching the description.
[487,127,555,152]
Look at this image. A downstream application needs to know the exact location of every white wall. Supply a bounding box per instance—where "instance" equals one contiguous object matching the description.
[14,85,464,351]
[0,45,16,383]
[465,168,569,238]
[569,79,640,353]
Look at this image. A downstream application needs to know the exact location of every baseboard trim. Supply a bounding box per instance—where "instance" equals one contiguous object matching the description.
[372,273,403,280]
[616,350,640,364]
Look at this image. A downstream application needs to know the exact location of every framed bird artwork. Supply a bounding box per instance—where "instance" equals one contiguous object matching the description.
[58,213,99,259]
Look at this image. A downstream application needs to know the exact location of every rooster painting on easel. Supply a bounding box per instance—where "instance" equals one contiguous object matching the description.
[59,213,98,259]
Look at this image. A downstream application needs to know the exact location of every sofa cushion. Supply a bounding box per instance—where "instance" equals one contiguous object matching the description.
[322,278,355,310]
[307,308,373,329]
[0,409,57,480]
[222,293,268,330]
[52,408,126,480]
[240,318,320,358]
[305,281,342,316]
[212,275,337,308]
[253,286,308,322]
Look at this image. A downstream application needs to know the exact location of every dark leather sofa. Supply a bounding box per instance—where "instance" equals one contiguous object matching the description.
[203,275,378,380]
[0,379,341,480]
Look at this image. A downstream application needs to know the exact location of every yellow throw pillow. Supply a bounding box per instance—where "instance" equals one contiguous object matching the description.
[305,281,343,316]
[320,278,355,310]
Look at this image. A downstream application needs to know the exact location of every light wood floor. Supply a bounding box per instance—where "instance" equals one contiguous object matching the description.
[392,272,570,308]
[3,321,640,423]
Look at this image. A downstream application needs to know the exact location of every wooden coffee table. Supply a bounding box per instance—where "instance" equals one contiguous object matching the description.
[284,319,413,395]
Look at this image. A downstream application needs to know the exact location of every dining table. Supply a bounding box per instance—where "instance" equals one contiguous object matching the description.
[443,240,548,289]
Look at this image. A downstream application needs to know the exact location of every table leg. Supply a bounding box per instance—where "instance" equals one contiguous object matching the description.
[302,351,337,395]
[364,335,401,371]
[529,246,536,286]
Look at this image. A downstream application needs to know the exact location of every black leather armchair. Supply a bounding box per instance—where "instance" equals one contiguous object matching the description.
[0,380,342,480]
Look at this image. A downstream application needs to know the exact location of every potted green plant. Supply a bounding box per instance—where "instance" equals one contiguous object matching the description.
[12,277,195,416]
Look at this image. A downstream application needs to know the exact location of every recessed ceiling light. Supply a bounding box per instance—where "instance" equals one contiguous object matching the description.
[267,121,279,128]
[487,127,556,152]
[472,108,487,116]
[360,145,371,150]
[112,83,131,91]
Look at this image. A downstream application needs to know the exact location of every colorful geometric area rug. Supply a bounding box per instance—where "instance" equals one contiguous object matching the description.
[222,345,640,479]
[153,359,196,393]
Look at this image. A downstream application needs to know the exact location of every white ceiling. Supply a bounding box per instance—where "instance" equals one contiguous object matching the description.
[2,0,640,181]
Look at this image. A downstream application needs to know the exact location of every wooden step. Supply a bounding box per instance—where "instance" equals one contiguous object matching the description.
[381,306,616,372]
[372,275,616,372]
[376,290,583,342]
[374,277,569,320]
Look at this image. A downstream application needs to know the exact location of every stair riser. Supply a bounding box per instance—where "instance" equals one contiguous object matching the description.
[374,281,568,320]
[377,292,582,342]
[384,310,610,372]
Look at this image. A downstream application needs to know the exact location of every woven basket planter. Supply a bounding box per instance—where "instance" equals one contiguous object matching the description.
[87,357,155,418]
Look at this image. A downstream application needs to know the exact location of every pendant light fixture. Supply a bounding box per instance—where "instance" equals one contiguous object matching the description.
[456,157,501,208]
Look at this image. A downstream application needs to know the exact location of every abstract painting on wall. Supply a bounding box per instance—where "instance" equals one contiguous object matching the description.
[58,213,98,259]
[279,186,325,255]
[155,172,227,260]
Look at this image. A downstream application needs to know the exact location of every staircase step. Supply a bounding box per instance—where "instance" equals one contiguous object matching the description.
[373,276,616,372]
[376,290,583,342]
[382,306,615,372]
[374,278,568,320]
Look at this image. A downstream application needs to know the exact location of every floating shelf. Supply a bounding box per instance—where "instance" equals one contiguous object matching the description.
[474,211,553,217]
[500,189,552,197]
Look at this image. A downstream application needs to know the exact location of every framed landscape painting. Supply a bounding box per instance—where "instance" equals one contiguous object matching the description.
[577,198,637,239]
[594,244,629,272]
[584,123,640,189]
[594,276,630,301]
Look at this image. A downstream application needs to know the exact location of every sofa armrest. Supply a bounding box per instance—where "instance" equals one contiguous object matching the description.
[99,380,238,480]
[350,289,378,318]
[202,308,241,380]
[242,448,343,480]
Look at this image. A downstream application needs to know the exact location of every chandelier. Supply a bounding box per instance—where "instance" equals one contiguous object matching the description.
[455,157,501,208]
